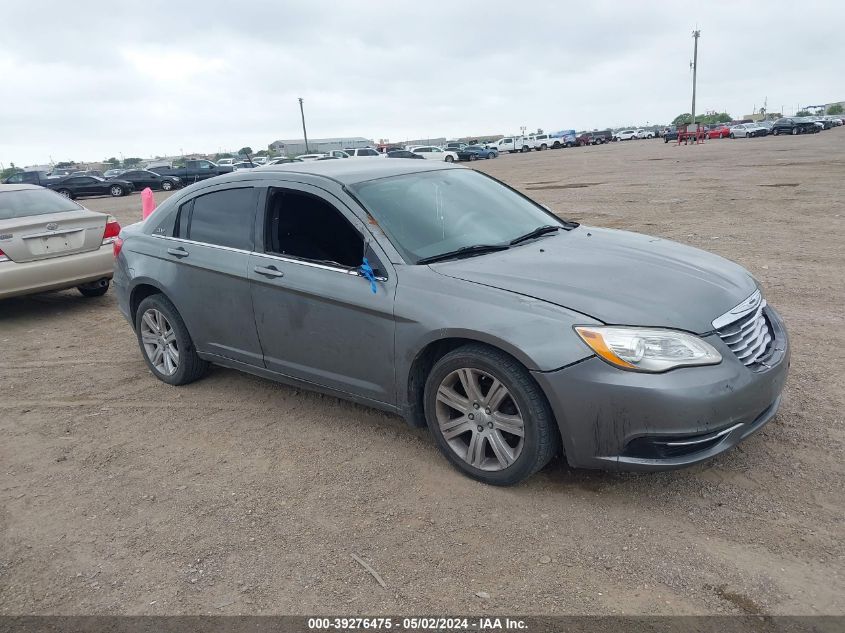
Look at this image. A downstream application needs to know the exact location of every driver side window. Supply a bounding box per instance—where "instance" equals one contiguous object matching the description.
[264,188,365,269]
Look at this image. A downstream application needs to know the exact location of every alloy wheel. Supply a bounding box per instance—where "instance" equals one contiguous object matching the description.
[140,308,179,376]
[435,368,525,471]
[110,185,123,196]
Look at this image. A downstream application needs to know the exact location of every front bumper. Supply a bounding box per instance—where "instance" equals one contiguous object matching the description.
[532,308,790,471]
[0,244,114,300]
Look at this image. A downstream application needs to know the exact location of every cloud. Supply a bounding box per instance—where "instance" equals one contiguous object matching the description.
[1,0,842,166]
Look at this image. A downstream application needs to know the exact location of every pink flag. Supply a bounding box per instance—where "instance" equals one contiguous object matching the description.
[141,187,156,220]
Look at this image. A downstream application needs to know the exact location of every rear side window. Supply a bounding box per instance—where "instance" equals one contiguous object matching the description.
[0,188,82,220]
[187,187,255,250]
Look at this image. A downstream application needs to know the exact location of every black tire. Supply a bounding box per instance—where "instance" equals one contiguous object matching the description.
[469,154,477,161]
[109,185,124,197]
[57,188,73,199]
[730,133,735,139]
[773,128,779,136]
[77,279,109,297]
[540,144,547,151]
[445,155,454,163]
[552,142,561,149]
[135,294,209,386]
[423,344,559,486]
[161,180,173,191]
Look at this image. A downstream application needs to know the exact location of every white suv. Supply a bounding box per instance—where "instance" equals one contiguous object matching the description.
[344,147,382,158]
[406,146,457,162]
[614,129,637,141]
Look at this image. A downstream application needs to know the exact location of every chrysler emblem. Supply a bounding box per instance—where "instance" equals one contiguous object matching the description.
[46,222,59,231]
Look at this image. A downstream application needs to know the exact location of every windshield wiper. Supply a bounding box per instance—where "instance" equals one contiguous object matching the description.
[417,244,510,265]
[509,224,561,246]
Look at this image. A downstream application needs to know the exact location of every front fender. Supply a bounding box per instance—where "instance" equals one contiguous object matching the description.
[393,265,598,410]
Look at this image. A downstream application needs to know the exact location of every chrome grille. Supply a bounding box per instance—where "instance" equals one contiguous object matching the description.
[716,299,775,370]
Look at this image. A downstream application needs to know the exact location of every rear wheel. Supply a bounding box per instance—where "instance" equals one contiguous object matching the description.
[773,128,779,136]
[109,185,124,197]
[730,133,735,139]
[57,189,72,198]
[135,294,208,386]
[445,155,454,163]
[424,344,558,486]
[469,154,477,161]
[540,143,547,151]
[161,180,173,191]
[792,128,798,135]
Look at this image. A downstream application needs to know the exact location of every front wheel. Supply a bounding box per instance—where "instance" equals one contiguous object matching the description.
[445,155,454,163]
[57,189,73,198]
[792,128,798,135]
[109,185,124,197]
[135,294,209,386]
[730,133,735,139]
[773,128,779,136]
[424,344,559,486]
[469,154,477,161]
[161,180,173,191]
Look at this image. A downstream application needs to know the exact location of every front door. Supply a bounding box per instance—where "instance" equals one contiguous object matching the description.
[248,182,397,404]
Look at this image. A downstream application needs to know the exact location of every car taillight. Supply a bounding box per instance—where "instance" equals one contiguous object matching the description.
[0,247,8,262]
[102,216,121,243]
[112,237,124,258]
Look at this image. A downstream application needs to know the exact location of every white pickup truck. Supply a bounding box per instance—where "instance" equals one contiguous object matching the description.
[493,136,529,153]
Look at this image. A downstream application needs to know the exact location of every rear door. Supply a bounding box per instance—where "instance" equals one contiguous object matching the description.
[152,183,264,366]
[0,188,106,263]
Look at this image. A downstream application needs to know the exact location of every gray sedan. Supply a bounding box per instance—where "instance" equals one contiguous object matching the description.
[113,160,789,485]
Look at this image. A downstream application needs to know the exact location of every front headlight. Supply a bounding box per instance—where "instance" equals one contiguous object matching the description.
[575,326,722,373]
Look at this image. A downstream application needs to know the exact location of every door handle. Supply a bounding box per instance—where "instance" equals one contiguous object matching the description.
[254,265,284,278]
[167,247,189,258]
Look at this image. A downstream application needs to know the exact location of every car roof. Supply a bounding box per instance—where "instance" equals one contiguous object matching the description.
[243,157,465,185]
[0,183,43,192]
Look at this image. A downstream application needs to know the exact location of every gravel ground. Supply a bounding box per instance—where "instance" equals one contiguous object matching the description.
[1,130,843,615]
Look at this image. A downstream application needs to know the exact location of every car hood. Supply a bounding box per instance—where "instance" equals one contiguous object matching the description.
[429,227,757,333]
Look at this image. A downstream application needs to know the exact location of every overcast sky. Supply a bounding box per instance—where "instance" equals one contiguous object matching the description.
[1,0,842,167]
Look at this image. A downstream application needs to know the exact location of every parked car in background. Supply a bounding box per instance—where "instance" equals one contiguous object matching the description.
[114,160,789,485]
[103,169,126,178]
[547,131,577,148]
[706,125,730,139]
[2,170,53,186]
[232,162,258,170]
[252,157,269,165]
[493,137,525,153]
[529,134,554,150]
[295,154,327,161]
[0,184,120,299]
[216,158,235,167]
[444,142,468,152]
[576,132,595,146]
[345,147,382,157]
[47,175,134,199]
[823,115,842,126]
[771,117,818,135]
[48,168,74,178]
[386,149,424,159]
[152,159,232,184]
[112,169,182,191]
[663,127,679,143]
[756,120,775,134]
[456,145,498,160]
[730,123,766,138]
[406,146,457,162]
[634,129,654,139]
[590,130,613,144]
[614,129,638,141]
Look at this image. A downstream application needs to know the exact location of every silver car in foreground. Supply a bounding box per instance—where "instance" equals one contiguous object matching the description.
[113,161,789,485]
[1,184,119,299]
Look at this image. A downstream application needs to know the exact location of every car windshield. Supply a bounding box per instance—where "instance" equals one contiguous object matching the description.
[0,188,82,220]
[350,169,563,263]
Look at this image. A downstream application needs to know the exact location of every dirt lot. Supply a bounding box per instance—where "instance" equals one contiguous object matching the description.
[2,131,843,616]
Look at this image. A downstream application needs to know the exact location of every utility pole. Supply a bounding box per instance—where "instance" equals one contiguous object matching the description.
[690,29,700,128]
[298,97,309,152]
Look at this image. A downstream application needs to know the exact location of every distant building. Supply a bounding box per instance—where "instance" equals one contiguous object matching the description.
[269,137,373,157]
